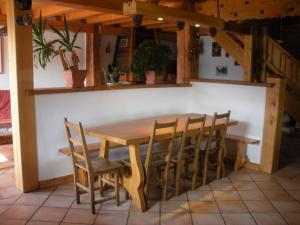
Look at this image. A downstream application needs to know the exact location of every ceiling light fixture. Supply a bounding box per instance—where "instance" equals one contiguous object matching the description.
[195,24,200,27]
[158,17,164,21]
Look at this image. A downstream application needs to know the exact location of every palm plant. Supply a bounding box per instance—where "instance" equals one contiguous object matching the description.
[32,14,81,71]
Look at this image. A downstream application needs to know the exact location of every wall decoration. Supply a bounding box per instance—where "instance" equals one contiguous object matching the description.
[105,42,111,53]
[225,52,230,57]
[118,38,128,48]
[234,60,240,66]
[16,0,32,10]
[212,42,221,57]
[216,66,228,76]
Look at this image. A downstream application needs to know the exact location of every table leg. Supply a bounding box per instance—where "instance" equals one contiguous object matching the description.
[123,144,147,212]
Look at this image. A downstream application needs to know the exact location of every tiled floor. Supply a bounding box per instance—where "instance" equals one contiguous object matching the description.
[0,159,300,225]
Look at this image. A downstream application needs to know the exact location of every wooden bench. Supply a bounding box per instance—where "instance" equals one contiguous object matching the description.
[225,134,260,170]
[59,142,123,156]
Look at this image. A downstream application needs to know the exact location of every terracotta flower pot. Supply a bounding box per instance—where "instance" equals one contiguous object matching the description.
[64,69,87,88]
[145,70,156,84]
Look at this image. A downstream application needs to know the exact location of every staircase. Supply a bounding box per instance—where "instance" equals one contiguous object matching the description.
[265,36,300,122]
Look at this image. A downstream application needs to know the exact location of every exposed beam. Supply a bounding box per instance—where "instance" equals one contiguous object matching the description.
[145,23,176,29]
[32,5,74,19]
[100,25,130,36]
[123,1,225,29]
[120,19,164,28]
[65,10,102,21]
[86,14,128,24]
[36,0,123,14]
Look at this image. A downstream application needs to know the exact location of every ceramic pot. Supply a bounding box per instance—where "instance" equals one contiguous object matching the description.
[145,70,156,84]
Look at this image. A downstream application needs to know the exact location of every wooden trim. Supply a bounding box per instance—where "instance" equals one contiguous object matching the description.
[260,76,285,173]
[39,174,73,189]
[26,84,192,96]
[7,0,39,192]
[244,162,260,171]
[190,79,273,87]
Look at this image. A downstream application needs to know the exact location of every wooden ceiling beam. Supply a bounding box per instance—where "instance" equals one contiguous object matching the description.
[86,14,128,24]
[120,19,164,28]
[123,1,225,29]
[36,0,123,14]
[65,10,103,21]
[32,5,74,19]
[145,23,176,29]
[100,25,130,36]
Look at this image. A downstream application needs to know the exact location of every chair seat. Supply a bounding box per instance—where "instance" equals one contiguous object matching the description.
[77,157,121,174]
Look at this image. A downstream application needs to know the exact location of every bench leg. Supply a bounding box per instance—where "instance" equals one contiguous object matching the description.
[234,142,247,170]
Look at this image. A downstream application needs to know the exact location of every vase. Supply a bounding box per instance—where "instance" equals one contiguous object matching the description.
[145,70,156,84]
[64,69,87,88]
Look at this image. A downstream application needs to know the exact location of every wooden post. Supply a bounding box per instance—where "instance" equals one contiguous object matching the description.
[190,26,199,79]
[6,0,39,191]
[128,27,136,81]
[260,76,285,173]
[86,24,101,86]
[243,34,253,81]
[177,24,191,84]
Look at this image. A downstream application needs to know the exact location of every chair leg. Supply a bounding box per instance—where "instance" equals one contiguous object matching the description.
[75,184,80,204]
[162,165,170,201]
[175,161,182,196]
[216,148,223,179]
[99,175,104,197]
[192,157,199,190]
[89,184,96,214]
[202,150,209,186]
[114,171,120,206]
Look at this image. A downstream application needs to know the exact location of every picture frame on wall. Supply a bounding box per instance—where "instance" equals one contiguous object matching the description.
[118,38,128,48]
[212,42,221,57]
[216,66,228,76]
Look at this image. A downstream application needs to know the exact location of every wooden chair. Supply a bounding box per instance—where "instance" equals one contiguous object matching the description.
[202,111,231,185]
[173,115,206,195]
[64,118,122,214]
[144,119,178,201]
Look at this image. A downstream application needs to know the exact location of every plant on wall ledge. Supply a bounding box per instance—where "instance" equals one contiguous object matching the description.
[130,40,171,84]
[32,13,86,88]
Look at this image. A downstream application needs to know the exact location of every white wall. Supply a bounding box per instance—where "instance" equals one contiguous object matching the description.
[0,37,10,90]
[35,82,267,180]
[198,36,244,81]
[190,82,266,163]
[35,87,190,180]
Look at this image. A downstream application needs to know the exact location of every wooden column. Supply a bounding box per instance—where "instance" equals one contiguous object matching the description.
[128,27,136,81]
[86,24,101,86]
[190,26,199,79]
[177,24,191,84]
[243,34,253,81]
[6,0,38,191]
[260,76,285,173]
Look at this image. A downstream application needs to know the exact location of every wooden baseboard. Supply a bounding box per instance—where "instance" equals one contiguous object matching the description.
[39,174,73,189]
[243,162,261,171]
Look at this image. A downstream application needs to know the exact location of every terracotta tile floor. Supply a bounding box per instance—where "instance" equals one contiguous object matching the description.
[0,160,299,225]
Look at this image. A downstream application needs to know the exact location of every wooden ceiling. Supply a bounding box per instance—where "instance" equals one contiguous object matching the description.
[0,0,299,33]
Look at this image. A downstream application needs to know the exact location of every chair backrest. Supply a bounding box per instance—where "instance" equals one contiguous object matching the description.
[207,111,231,150]
[177,115,206,159]
[144,119,178,176]
[64,118,93,174]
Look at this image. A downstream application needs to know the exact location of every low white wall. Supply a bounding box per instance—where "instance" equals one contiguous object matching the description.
[35,87,190,180]
[35,82,267,180]
[190,82,267,164]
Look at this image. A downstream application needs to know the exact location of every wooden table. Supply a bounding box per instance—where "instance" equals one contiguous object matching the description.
[85,113,237,212]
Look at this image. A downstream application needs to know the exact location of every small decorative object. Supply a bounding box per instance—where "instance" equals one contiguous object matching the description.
[212,42,221,57]
[130,40,171,84]
[225,52,230,57]
[32,14,87,88]
[216,66,228,76]
[103,65,120,84]
[133,14,143,27]
[105,42,111,53]
[177,21,185,31]
[16,14,32,26]
[208,27,217,37]
[16,0,32,10]
[119,38,128,48]
[234,60,240,66]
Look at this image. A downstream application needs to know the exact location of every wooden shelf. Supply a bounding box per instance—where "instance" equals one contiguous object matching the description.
[26,83,192,95]
[190,79,273,87]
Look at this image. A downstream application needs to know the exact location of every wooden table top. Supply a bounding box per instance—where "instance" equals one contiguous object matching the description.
[85,113,238,146]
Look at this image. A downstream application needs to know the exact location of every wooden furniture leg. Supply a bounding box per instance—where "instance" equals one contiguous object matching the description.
[125,144,147,211]
[234,142,247,170]
[100,139,110,158]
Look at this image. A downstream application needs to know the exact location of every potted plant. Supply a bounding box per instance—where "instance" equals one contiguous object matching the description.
[130,40,171,84]
[103,65,120,84]
[32,14,86,88]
